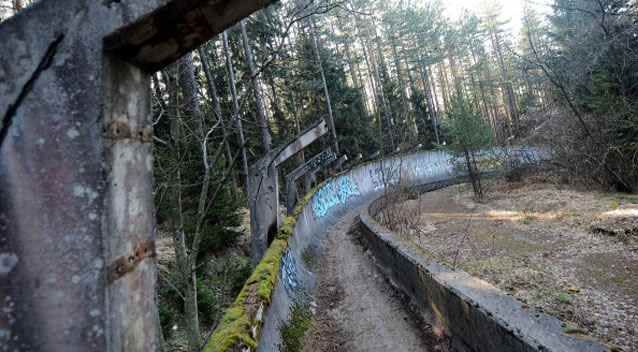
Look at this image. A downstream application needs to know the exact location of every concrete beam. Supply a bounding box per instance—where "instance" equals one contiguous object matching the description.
[104,0,277,72]
[285,148,337,213]
[272,119,328,166]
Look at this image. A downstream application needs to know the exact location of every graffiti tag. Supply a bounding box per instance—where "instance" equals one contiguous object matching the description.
[311,176,361,218]
[281,249,300,295]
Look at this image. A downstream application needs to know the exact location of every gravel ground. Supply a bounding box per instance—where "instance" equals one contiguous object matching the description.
[380,176,638,351]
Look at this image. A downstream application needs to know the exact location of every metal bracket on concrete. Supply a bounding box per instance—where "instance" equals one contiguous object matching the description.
[107,239,157,284]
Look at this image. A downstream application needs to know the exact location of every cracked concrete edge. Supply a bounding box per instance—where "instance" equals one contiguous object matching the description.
[358,183,610,352]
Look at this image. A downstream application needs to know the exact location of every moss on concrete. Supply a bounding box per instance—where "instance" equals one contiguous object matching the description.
[280,303,312,352]
[205,304,256,352]
[204,186,320,352]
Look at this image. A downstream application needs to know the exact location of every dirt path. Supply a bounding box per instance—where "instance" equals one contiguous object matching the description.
[302,208,447,352]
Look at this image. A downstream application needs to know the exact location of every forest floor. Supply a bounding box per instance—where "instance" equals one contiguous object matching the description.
[301,209,450,352]
[380,175,638,351]
[155,208,253,352]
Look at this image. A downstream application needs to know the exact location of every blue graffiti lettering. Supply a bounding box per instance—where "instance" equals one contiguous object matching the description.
[311,176,361,218]
[281,249,300,295]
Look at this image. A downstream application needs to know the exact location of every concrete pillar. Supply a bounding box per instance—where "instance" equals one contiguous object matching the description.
[0,0,276,350]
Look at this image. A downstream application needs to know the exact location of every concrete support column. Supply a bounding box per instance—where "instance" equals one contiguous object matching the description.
[103,56,158,351]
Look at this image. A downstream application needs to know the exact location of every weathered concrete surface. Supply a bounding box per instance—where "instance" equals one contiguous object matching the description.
[104,0,277,71]
[358,184,609,352]
[249,156,280,264]
[247,147,600,352]
[248,119,328,263]
[0,0,274,351]
[272,120,328,167]
[257,150,464,350]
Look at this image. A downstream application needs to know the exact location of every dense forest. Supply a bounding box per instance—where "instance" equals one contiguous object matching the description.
[149,0,638,349]
[3,0,637,350]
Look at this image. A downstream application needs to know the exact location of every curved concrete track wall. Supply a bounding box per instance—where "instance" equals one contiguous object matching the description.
[360,189,608,352]
[257,150,461,351]
[213,148,575,351]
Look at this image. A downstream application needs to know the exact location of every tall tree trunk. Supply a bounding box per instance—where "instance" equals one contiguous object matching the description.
[343,36,360,88]
[310,18,340,154]
[447,52,464,96]
[427,66,441,116]
[287,79,305,164]
[437,63,451,111]
[360,33,380,116]
[469,46,494,133]
[223,31,250,189]
[198,46,238,191]
[363,21,395,149]
[367,40,393,148]
[401,45,420,136]
[342,28,369,115]
[372,24,390,84]
[391,36,408,107]
[418,60,440,144]
[490,31,518,137]
[267,72,286,141]
[240,20,272,152]
[177,54,202,352]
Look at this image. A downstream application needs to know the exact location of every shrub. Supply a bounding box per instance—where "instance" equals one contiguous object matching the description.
[442,94,494,200]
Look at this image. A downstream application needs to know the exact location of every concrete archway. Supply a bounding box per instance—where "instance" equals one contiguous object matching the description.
[0,1,274,350]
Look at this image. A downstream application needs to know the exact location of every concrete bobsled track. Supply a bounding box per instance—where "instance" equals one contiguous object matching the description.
[212,148,606,352]
[257,150,461,351]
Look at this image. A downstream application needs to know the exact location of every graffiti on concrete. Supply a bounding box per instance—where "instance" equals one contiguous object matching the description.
[281,249,300,295]
[305,149,337,174]
[312,176,361,218]
[411,153,455,180]
[369,163,402,191]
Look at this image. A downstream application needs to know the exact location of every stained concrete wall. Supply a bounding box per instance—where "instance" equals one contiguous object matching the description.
[360,194,608,352]
[255,148,556,351]
[257,150,457,350]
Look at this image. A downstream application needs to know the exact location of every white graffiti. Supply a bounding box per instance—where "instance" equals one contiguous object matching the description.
[281,249,300,294]
[312,176,361,218]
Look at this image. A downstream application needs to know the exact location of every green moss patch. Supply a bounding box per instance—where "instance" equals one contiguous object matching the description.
[280,303,313,352]
[204,186,320,352]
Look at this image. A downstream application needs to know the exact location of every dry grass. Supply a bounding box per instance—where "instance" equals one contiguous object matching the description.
[379,176,638,351]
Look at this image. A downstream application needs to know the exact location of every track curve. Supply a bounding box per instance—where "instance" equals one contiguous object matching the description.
[257,150,484,351]
[216,148,540,352]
